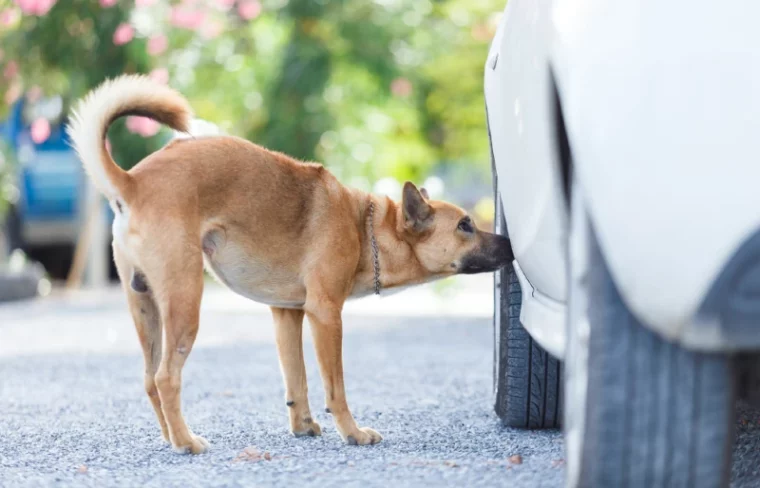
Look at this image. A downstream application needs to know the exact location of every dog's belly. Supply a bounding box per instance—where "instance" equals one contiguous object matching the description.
[203,233,306,308]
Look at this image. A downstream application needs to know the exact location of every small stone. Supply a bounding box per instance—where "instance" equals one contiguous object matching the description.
[234,446,268,462]
[264,452,272,461]
[509,455,523,465]
[77,465,88,474]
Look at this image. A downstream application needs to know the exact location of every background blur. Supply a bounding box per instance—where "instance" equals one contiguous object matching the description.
[0,0,504,289]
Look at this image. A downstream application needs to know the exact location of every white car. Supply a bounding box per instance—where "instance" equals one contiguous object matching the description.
[485,1,760,487]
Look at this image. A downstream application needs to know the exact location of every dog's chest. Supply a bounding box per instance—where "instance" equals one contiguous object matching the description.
[202,235,306,308]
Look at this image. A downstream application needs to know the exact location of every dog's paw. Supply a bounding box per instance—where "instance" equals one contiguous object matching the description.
[344,427,382,446]
[173,434,210,455]
[292,418,322,438]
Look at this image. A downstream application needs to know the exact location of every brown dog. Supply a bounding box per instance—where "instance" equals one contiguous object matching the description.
[66,75,513,454]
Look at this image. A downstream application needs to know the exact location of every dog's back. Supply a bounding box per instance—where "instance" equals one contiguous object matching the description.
[123,134,349,308]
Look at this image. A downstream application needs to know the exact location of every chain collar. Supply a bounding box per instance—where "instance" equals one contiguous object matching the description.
[367,200,381,295]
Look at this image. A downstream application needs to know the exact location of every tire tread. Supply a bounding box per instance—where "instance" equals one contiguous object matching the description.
[492,164,562,430]
[578,225,734,488]
[494,262,562,429]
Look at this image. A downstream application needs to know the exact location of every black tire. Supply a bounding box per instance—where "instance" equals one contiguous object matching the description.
[492,171,562,429]
[567,211,735,487]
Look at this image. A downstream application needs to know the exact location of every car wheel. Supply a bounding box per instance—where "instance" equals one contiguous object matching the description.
[564,178,735,488]
[492,172,562,429]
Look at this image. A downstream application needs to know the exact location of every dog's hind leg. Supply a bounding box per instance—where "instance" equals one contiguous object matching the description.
[150,248,208,454]
[271,307,321,437]
[113,244,169,442]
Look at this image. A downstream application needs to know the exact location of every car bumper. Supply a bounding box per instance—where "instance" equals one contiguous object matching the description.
[513,259,566,360]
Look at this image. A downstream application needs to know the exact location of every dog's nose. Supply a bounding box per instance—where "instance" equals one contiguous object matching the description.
[458,233,515,274]
[490,234,514,266]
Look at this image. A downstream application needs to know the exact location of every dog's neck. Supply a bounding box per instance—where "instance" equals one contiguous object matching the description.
[352,193,435,297]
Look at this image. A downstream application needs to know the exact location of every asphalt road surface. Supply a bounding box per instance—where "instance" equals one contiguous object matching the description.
[1,279,759,487]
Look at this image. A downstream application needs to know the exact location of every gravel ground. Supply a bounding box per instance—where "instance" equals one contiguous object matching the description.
[1,284,759,487]
[0,311,565,488]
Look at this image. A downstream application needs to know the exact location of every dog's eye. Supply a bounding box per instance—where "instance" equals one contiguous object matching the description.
[457,218,474,234]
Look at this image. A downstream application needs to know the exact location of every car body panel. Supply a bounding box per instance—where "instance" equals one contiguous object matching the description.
[485,0,567,303]
[551,0,760,347]
[485,0,567,356]
[513,259,565,358]
[2,98,115,248]
[2,99,84,245]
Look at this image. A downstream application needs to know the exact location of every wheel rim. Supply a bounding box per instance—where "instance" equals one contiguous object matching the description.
[564,179,590,488]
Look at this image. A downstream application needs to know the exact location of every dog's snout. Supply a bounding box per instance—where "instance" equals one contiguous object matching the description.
[492,234,514,266]
[457,232,514,274]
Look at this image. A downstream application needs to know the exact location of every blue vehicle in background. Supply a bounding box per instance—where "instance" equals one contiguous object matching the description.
[1,95,114,279]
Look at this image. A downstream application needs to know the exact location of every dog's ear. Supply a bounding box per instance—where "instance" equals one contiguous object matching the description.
[402,181,432,232]
[419,187,430,200]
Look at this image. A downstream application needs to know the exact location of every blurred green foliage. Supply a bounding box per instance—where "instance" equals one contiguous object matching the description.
[0,0,504,186]
[0,139,16,220]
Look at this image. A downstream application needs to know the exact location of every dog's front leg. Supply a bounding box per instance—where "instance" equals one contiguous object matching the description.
[271,307,321,437]
[305,301,382,446]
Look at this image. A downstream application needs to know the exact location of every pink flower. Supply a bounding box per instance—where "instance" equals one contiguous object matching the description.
[113,23,134,46]
[15,0,34,13]
[1,9,20,26]
[3,60,18,80]
[149,68,169,84]
[30,118,51,144]
[126,116,160,137]
[15,0,57,16]
[170,6,206,30]
[135,0,156,7]
[237,0,261,20]
[147,34,168,55]
[390,77,413,97]
[99,0,117,7]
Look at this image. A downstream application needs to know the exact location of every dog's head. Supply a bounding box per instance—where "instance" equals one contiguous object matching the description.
[398,182,513,276]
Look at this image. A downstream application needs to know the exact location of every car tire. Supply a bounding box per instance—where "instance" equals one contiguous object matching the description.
[564,178,735,488]
[492,172,562,429]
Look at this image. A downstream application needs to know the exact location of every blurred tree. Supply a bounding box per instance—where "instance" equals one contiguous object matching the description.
[0,0,504,184]
[422,0,502,169]
[0,0,163,169]
[260,1,332,161]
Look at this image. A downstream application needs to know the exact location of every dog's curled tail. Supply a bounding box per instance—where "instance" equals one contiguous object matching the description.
[66,75,193,202]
